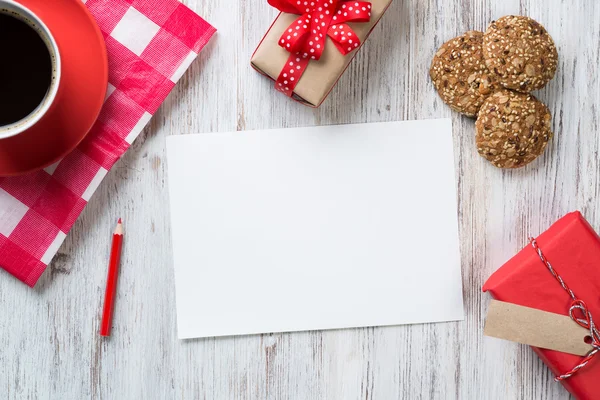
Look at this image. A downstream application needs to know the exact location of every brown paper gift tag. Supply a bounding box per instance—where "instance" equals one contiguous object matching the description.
[484,300,593,356]
[251,0,393,107]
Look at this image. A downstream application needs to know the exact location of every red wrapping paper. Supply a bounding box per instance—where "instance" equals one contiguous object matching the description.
[483,211,600,400]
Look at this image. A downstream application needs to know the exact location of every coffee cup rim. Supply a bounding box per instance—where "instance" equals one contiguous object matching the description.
[0,0,62,140]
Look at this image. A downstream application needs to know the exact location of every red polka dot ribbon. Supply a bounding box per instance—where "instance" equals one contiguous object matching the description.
[268,0,372,97]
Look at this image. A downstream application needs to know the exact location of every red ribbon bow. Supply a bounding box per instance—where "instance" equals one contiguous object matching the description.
[268,0,372,97]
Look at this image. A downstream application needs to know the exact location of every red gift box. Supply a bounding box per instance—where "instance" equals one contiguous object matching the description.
[483,211,600,400]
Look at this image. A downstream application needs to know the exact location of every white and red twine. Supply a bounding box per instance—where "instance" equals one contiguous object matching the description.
[529,238,600,381]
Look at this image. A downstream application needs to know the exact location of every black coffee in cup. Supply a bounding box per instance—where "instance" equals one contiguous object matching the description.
[0,12,53,127]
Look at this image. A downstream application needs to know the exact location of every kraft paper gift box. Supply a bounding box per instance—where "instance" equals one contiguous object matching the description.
[251,0,393,107]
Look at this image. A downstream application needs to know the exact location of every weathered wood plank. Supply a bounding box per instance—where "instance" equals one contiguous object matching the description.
[1,0,597,399]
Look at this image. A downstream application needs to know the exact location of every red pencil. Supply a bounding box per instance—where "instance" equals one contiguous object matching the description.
[100,218,124,337]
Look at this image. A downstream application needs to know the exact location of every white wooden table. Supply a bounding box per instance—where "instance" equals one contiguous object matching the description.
[1,0,597,398]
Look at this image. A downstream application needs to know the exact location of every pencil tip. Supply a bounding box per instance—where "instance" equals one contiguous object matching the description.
[118,218,122,224]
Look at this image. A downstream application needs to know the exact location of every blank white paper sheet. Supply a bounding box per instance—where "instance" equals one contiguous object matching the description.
[166,119,464,339]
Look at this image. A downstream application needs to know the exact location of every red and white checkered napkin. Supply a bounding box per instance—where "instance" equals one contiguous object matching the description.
[0,0,215,287]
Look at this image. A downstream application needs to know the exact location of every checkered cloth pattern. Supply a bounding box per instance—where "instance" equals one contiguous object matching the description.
[0,0,215,287]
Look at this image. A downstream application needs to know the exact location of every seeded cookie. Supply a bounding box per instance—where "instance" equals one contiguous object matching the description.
[430,31,498,117]
[483,16,558,92]
[475,90,552,168]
